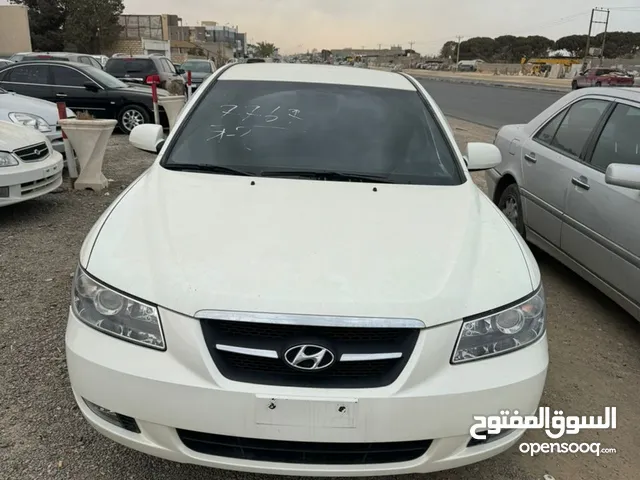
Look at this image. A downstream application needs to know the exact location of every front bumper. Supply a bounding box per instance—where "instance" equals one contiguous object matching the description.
[0,151,63,207]
[66,307,548,476]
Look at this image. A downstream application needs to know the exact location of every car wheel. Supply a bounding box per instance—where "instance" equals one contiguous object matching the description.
[571,80,578,90]
[595,81,602,87]
[118,105,150,134]
[498,183,525,237]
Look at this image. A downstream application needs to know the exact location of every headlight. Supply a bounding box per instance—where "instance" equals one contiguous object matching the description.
[8,112,52,132]
[71,265,166,350]
[451,286,545,364]
[0,151,19,167]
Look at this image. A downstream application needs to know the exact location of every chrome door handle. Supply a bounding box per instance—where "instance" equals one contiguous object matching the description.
[56,93,67,98]
[571,177,590,190]
[524,153,537,163]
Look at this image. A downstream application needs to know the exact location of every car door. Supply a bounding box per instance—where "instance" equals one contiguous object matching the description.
[50,65,110,118]
[0,64,54,101]
[561,101,640,310]
[519,98,611,247]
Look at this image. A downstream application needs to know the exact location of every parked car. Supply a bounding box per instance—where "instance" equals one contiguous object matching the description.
[180,59,216,91]
[8,52,30,62]
[105,55,185,91]
[19,52,103,70]
[572,68,635,89]
[0,120,64,207]
[0,60,169,133]
[488,87,640,321]
[92,55,110,68]
[66,63,548,476]
[0,85,75,154]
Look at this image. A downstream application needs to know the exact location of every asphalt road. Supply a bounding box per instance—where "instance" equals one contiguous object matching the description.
[418,79,564,129]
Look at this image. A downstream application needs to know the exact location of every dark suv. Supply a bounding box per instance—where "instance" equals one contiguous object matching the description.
[19,52,103,70]
[105,55,185,91]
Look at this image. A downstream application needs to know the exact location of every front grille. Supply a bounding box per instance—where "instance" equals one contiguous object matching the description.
[21,171,61,196]
[201,319,420,388]
[14,142,49,162]
[177,430,432,465]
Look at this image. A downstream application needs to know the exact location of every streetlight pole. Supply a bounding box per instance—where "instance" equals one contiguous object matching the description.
[455,36,462,72]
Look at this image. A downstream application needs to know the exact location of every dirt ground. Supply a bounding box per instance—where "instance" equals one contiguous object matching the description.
[0,122,638,480]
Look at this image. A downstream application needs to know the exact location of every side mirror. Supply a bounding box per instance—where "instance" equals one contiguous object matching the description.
[465,142,502,171]
[605,163,640,190]
[129,124,165,153]
[84,82,99,92]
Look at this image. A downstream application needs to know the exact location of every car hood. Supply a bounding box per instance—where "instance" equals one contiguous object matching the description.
[0,92,75,126]
[83,167,537,327]
[0,119,49,150]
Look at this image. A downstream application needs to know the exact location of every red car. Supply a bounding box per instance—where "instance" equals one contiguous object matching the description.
[572,68,635,89]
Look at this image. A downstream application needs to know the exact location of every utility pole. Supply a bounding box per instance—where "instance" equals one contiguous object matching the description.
[583,8,609,71]
[408,40,415,51]
[378,43,382,50]
[455,36,463,71]
[599,8,610,66]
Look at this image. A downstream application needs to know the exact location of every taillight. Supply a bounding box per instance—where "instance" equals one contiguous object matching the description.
[145,74,160,84]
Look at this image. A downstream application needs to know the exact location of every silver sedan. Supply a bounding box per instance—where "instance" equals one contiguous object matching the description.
[486,87,640,321]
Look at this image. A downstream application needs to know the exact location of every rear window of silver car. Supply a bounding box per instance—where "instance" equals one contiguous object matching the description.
[163,80,464,186]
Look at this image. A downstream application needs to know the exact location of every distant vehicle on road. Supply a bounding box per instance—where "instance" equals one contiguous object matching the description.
[180,59,216,91]
[488,87,640,321]
[0,85,75,154]
[67,62,548,476]
[572,68,634,89]
[105,55,185,92]
[0,60,170,133]
[19,52,103,70]
[0,120,63,207]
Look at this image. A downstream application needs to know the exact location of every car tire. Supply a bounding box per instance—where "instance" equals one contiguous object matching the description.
[118,105,150,134]
[595,81,602,87]
[571,80,578,90]
[497,183,525,237]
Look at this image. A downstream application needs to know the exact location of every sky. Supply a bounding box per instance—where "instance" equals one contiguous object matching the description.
[120,0,640,54]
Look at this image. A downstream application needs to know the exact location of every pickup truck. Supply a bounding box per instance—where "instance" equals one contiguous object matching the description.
[572,68,635,89]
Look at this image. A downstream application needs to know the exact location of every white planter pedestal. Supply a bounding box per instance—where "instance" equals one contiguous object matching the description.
[158,95,186,130]
[59,119,117,192]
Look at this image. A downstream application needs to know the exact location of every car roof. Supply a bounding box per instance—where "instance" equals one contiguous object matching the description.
[5,60,94,70]
[218,63,416,91]
[577,87,640,102]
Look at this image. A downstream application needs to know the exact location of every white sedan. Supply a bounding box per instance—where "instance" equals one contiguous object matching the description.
[0,120,64,207]
[66,63,548,476]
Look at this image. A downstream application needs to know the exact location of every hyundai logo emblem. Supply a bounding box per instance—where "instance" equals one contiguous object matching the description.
[284,344,335,371]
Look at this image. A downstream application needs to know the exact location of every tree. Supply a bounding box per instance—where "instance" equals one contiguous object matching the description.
[62,0,124,53]
[440,41,458,59]
[10,0,66,51]
[554,34,588,57]
[255,41,276,58]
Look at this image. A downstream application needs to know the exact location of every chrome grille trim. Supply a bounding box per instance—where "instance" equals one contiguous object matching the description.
[195,310,426,329]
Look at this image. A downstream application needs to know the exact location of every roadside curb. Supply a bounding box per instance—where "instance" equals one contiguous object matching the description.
[408,73,572,93]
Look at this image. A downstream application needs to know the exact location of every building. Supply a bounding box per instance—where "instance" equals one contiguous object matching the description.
[107,14,174,57]
[0,5,32,56]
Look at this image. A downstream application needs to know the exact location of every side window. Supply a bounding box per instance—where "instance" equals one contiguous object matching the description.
[161,59,175,73]
[590,104,640,170]
[51,66,90,87]
[89,58,102,69]
[5,65,49,84]
[534,109,567,145]
[78,57,91,65]
[550,99,609,159]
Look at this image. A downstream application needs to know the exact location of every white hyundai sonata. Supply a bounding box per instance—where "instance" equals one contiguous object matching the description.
[66,63,548,476]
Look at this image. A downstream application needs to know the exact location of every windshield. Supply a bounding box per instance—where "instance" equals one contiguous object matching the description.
[163,80,463,186]
[86,65,128,88]
[181,61,212,73]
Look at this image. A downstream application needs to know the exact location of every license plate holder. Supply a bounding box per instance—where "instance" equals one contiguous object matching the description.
[254,395,358,429]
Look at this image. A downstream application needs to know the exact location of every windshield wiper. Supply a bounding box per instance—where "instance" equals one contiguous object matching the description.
[163,164,253,176]
[260,170,393,183]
